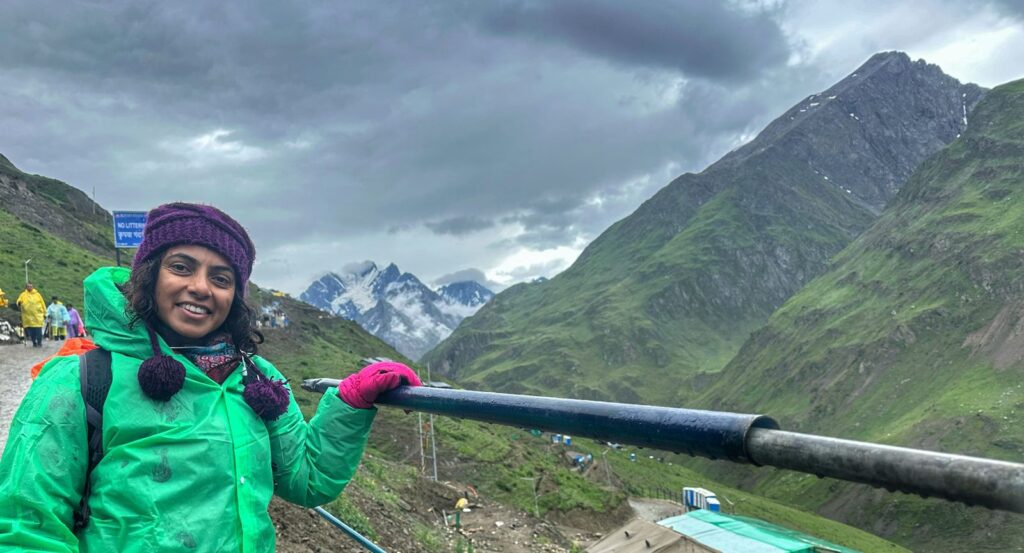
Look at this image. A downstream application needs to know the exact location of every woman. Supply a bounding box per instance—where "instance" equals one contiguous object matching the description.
[65,303,84,338]
[16,282,46,347]
[0,203,420,552]
[46,296,69,340]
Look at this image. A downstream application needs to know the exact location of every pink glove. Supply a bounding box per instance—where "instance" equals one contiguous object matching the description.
[338,361,422,409]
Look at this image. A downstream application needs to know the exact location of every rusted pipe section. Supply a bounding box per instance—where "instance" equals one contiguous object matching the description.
[301,379,1024,513]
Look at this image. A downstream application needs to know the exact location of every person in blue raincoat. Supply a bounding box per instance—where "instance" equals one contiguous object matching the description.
[46,296,69,340]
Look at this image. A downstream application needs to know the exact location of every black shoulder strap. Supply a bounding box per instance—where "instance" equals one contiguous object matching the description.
[73,348,112,533]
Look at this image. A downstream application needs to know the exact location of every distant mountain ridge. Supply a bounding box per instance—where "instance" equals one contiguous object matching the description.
[423,52,984,406]
[299,262,494,359]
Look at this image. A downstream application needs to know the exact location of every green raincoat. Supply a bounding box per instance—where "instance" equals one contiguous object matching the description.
[0,267,376,552]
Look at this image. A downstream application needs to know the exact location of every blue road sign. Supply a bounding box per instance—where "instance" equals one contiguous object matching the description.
[112,211,148,248]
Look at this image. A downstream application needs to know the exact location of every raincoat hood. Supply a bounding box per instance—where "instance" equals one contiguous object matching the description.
[84,266,163,360]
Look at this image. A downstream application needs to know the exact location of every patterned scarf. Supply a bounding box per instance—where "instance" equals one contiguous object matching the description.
[175,333,241,384]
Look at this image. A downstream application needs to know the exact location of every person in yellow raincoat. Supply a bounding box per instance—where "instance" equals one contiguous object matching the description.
[16,282,46,347]
[0,286,8,308]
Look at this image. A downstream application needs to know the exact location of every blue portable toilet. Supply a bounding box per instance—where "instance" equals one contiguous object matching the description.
[563,435,572,446]
[684,488,694,506]
[553,434,562,444]
[683,487,718,512]
[629,452,637,462]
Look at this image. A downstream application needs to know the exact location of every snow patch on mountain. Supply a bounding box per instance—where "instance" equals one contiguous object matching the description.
[300,261,494,360]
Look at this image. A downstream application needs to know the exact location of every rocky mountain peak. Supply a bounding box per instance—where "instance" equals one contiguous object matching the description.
[438,281,496,309]
[300,262,494,359]
[714,50,984,212]
[0,153,17,171]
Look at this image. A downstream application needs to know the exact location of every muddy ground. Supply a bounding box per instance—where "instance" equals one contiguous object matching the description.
[0,339,60,452]
[271,473,589,553]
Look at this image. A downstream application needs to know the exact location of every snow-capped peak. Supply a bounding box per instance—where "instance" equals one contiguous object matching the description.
[299,262,494,360]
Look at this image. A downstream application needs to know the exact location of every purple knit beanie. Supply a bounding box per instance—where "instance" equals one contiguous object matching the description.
[133,202,256,290]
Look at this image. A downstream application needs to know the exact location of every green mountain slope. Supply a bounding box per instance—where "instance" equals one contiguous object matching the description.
[424,52,984,407]
[1,157,114,314]
[693,78,1024,552]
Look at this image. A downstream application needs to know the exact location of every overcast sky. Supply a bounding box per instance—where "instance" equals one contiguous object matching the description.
[2,0,1023,294]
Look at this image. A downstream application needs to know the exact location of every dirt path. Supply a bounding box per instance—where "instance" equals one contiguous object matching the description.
[628,498,686,522]
[0,340,61,452]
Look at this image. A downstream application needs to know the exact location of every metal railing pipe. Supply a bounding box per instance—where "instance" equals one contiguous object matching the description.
[301,380,1024,513]
[313,506,387,553]
[304,379,777,462]
[745,428,1024,513]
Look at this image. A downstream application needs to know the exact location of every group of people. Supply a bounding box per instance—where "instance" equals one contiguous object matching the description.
[257,306,290,328]
[2,282,84,347]
[0,202,421,551]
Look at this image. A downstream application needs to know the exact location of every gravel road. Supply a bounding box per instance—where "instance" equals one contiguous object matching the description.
[628,498,686,522]
[0,340,61,453]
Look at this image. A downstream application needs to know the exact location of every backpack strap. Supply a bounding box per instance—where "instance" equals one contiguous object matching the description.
[73,348,112,533]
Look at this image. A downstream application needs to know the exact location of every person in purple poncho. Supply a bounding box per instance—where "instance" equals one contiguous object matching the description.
[65,303,84,338]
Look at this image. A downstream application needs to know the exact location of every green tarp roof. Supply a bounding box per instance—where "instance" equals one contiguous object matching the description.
[658,510,859,553]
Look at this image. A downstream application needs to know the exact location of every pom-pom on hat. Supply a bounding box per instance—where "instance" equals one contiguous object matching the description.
[133,202,256,290]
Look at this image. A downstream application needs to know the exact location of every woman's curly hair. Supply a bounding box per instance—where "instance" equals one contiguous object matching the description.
[119,251,264,354]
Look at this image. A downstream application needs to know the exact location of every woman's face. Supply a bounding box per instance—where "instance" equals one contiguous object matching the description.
[154,245,236,339]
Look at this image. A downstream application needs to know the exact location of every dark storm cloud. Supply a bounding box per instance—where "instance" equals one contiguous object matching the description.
[16,0,1006,289]
[425,216,496,236]
[990,0,1024,17]
[0,1,793,242]
[485,0,790,80]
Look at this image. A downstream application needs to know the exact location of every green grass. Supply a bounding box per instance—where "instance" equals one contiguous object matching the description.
[323,492,379,541]
[0,209,113,324]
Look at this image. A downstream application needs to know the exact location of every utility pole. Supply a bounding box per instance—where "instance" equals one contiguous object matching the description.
[428,363,438,481]
[24,259,31,284]
[418,363,439,481]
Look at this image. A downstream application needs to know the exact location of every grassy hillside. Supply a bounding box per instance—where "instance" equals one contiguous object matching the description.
[0,154,114,257]
[693,79,1024,552]
[424,52,982,410]
[0,209,113,323]
[1,153,116,324]
[426,167,871,409]
[365,409,907,552]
